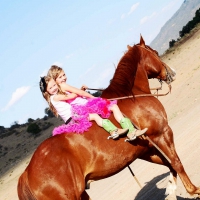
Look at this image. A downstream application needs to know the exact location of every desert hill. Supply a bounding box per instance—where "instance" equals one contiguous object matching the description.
[0,117,63,177]
[150,0,200,55]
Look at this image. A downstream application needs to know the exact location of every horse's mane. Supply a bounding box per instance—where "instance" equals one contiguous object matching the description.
[107,45,140,97]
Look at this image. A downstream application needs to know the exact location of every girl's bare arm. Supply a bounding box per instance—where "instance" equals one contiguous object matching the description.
[53,93,77,102]
[59,83,94,98]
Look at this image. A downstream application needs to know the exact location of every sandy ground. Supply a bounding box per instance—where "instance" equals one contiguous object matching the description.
[0,29,200,200]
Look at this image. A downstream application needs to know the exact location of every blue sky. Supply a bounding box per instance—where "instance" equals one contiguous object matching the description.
[0,0,183,128]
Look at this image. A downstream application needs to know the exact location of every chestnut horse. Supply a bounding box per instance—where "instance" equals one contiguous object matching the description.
[18,36,200,200]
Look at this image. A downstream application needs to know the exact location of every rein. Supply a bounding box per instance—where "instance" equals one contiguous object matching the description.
[87,84,162,92]
[87,82,171,101]
[108,84,171,101]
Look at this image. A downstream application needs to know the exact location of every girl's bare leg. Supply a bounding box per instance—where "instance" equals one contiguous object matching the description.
[109,104,124,122]
[89,113,103,126]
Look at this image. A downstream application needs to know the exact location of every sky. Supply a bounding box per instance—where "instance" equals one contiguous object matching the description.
[0,0,183,128]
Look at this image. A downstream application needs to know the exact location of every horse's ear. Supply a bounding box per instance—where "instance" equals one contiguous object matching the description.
[127,45,132,50]
[140,34,145,47]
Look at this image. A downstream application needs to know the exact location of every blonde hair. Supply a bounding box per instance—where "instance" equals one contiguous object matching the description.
[40,75,61,117]
[47,65,63,81]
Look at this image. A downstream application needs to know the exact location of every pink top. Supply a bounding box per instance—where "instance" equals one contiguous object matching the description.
[50,94,88,122]
[67,96,88,105]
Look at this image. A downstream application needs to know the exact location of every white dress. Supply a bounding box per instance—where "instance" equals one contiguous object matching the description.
[50,95,72,123]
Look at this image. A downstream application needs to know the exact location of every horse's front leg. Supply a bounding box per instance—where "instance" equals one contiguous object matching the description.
[154,125,200,196]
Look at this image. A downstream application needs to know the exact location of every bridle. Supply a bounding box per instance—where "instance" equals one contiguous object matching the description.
[136,44,175,85]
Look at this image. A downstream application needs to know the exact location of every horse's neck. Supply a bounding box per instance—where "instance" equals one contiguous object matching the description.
[133,64,151,94]
[130,46,151,94]
[102,47,151,98]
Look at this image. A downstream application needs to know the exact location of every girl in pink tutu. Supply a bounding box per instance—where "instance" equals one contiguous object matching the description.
[40,76,129,139]
[44,65,147,141]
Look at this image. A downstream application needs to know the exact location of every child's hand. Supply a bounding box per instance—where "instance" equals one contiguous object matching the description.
[81,85,88,91]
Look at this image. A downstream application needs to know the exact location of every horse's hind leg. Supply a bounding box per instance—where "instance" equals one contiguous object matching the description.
[155,125,200,196]
[81,190,91,200]
[165,172,178,200]
[139,147,178,198]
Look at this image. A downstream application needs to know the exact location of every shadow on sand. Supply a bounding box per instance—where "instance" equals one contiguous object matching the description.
[134,172,199,200]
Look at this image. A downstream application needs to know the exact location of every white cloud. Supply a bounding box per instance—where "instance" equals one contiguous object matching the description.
[2,86,31,111]
[140,12,156,24]
[128,2,140,15]
[121,2,139,20]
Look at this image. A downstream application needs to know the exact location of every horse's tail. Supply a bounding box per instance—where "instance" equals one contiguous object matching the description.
[17,171,37,200]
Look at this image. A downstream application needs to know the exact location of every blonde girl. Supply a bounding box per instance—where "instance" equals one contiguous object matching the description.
[40,76,129,139]
[47,65,148,141]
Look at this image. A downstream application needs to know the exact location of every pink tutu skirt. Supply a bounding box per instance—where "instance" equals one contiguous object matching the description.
[52,97,117,135]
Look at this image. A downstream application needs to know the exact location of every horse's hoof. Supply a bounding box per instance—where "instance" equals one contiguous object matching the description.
[165,194,177,200]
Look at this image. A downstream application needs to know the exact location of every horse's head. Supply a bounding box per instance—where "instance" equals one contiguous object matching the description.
[129,35,176,85]
[104,36,176,98]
